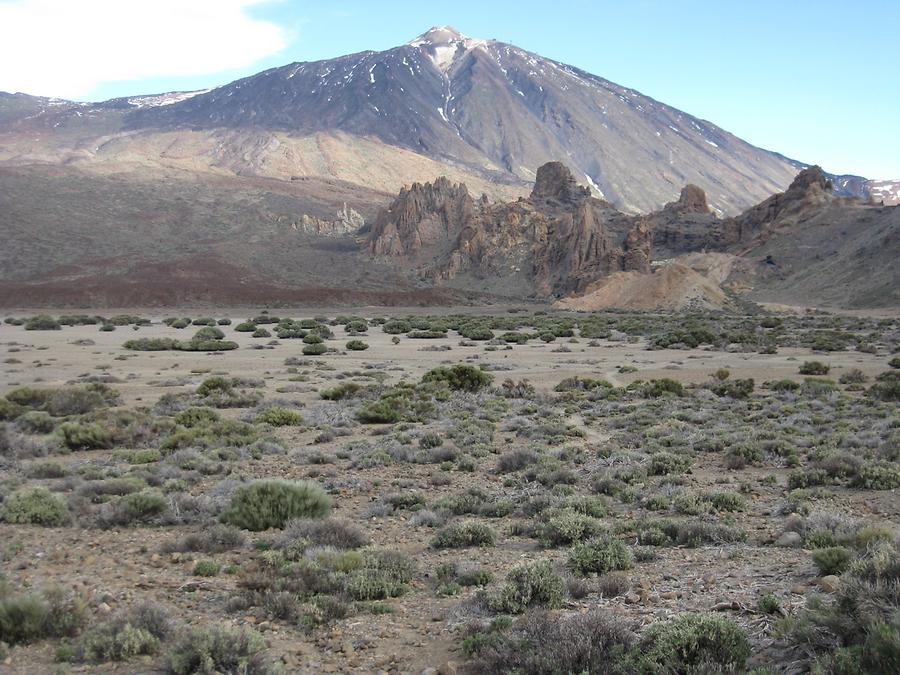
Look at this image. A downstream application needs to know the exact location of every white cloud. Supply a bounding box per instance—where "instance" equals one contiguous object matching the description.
[0,0,288,100]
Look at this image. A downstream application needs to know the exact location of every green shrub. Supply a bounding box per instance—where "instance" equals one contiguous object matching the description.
[255,407,303,427]
[234,321,256,332]
[123,337,181,351]
[58,421,114,450]
[649,451,691,476]
[24,314,61,330]
[567,537,634,576]
[642,379,683,398]
[174,407,220,427]
[344,550,416,600]
[79,603,169,662]
[851,461,900,490]
[538,509,604,547]
[116,490,169,524]
[356,399,401,424]
[708,378,755,399]
[812,546,853,575]
[0,587,87,646]
[302,343,327,356]
[867,371,900,402]
[422,364,493,392]
[320,382,362,400]
[16,410,56,433]
[800,361,830,375]
[168,625,271,675]
[193,560,221,577]
[431,521,497,548]
[382,319,412,334]
[346,340,369,351]
[221,480,331,531]
[251,328,271,338]
[1,487,69,526]
[636,614,751,672]
[489,560,566,614]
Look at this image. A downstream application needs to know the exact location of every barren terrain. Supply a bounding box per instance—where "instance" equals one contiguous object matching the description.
[1,309,897,674]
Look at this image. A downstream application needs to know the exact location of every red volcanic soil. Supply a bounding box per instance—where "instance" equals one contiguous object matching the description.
[0,256,487,308]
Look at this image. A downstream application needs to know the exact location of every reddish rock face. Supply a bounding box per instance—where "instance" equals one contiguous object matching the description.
[367,161,658,297]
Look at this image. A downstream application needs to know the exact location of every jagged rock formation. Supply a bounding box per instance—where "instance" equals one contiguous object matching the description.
[709,166,836,250]
[367,177,475,256]
[368,161,655,297]
[295,203,365,237]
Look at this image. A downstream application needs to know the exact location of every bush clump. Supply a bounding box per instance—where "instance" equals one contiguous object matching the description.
[635,614,751,672]
[255,407,303,427]
[567,537,634,576]
[0,586,87,646]
[431,521,497,548]
[1,487,69,526]
[78,602,170,662]
[489,561,566,614]
[168,625,271,675]
[221,480,331,531]
[800,361,830,375]
[346,339,369,351]
[422,364,493,392]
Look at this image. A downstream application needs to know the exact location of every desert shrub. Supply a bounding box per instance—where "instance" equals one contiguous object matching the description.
[24,314,61,330]
[555,376,612,392]
[432,521,497,548]
[1,487,69,525]
[0,398,25,421]
[888,356,900,369]
[635,614,751,672]
[538,510,605,547]
[302,343,327,356]
[800,361,830,375]
[179,338,238,352]
[383,319,412,334]
[170,318,190,329]
[58,421,114,450]
[642,379,683,398]
[462,326,494,341]
[123,337,182,351]
[497,448,539,473]
[709,491,746,512]
[165,524,246,554]
[320,382,362,400]
[221,480,331,531]
[867,371,900,402]
[0,586,87,646]
[302,333,323,344]
[16,410,56,434]
[46,385,115,416]
[255,407,303,426]
[466,609,635,674]
[344,550,416,601]
[812,546,854,576]
[282,518,368,550]
[79,602,170,662]
[192,317,216,326]
[99,490,170,527]
[839,369,869,385]
[356,399,401,424]
[174,407,220,428]
[422,364,493,392]
[771,379,801,392]
[346,340,369,351]
[708,378,755,399]
[567,537,634,577]
[851,461,900,490]
[168,625,271,675]
[193,560,220,577]
[489,561,566,614]
[408,330,446,339]
[25,460,68,478]
[234,321,256,332]
[649,451,692,475]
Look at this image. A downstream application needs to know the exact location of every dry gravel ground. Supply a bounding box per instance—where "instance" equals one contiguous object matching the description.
[0,310,897,674]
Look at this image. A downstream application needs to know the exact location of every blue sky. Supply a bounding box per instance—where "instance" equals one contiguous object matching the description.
[1,0,898,178]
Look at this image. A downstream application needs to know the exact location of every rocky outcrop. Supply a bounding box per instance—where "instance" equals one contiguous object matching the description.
[295,203,365,237]
[711,166,835,249]
[367,161,660,298]
[367,177,475,257]
[529,161,591,206]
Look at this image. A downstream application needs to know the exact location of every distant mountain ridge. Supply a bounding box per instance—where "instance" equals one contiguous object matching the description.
[1,27,896,215]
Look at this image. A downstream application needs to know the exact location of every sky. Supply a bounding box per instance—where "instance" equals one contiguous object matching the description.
[0,0,898,178]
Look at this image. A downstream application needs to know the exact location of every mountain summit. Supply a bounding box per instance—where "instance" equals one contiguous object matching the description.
[109,27,812,213]
[0,28,895,216]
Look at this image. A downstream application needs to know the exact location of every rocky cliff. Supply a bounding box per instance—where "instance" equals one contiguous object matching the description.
[368,161,653,297]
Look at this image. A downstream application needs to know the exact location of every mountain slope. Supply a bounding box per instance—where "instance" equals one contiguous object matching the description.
[122,26,801,214]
